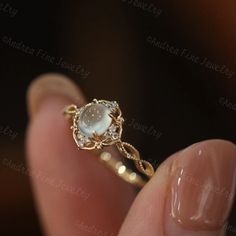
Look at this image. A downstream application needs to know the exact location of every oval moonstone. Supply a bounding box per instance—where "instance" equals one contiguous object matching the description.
[78,103,112,138]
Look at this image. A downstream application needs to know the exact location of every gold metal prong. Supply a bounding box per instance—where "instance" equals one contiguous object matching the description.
[63,104,77,116]
[92,131,100,140]
[109,113,118,122]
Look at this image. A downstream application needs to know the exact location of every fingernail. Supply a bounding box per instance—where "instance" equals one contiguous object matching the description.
[27,73,86,119]
[165,140,236,235]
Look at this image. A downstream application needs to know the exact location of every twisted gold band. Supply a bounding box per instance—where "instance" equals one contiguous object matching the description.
[116,142,154,177]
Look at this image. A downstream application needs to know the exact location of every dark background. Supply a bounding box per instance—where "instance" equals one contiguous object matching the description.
[0,0,235,235]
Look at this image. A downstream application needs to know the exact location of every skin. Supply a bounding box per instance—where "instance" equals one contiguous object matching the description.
[26,74,236,236]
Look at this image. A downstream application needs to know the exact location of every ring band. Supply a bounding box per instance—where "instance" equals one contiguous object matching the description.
[99,151,146,188]
[63,99,155,187]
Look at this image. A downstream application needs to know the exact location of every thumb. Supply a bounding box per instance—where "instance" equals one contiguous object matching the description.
[119,140,236,236]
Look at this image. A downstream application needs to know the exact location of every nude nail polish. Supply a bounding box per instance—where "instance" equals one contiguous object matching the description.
[169,140,236,231]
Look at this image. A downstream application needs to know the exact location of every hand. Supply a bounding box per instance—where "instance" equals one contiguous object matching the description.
[26,73,236,236]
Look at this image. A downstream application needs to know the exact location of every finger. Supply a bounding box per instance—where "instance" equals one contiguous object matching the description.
[26,73,136,236]
[119,140,236,236]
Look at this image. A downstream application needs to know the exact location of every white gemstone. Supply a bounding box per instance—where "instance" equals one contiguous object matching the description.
[78,140,85,147]
[104,124,119,140]
[78,103,112,138]
[109,124,117,133]
[110,101,118,111]
[77,133,84,140]
[77,133,89,146]
[112,101,118,107]
[111,132,119,140]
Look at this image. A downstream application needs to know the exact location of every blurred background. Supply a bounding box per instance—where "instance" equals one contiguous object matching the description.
[0,0,236,235]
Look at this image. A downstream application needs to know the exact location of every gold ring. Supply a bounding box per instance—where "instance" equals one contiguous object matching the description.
[63,99,155,188]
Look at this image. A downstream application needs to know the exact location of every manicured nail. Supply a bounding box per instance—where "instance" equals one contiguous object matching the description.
[27,73,86,119]
[165,140,236,235]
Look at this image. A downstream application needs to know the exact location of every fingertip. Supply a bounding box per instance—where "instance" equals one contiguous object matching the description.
[26,73,86,119]
[166,139,236,236]
[119,139,236,236]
